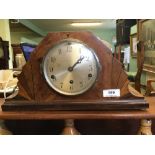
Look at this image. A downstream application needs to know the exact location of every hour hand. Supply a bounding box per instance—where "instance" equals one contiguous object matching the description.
[68,56,84,72]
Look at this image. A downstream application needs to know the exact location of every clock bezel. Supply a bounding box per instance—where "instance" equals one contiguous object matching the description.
[41,38,101,96]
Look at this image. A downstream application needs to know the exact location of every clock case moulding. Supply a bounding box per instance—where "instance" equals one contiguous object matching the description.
[2,31,149,111]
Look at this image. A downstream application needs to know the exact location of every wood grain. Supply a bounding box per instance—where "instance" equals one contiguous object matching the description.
[17,32,135,100]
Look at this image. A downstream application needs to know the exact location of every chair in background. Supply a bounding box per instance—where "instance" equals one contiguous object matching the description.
[134,41,145,93]
[145,80,155,96]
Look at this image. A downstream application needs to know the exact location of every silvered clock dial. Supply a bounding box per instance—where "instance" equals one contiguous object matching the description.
[42,39,100,95]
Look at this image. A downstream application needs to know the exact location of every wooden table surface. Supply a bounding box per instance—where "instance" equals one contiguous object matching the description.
[0,97,155,120]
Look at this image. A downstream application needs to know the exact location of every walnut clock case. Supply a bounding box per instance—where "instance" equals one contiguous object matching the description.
[2,32,148,111]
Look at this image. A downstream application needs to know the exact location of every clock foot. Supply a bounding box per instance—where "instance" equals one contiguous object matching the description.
[61,119,80,135]
[138,119,152,135]
[0,120,12,135]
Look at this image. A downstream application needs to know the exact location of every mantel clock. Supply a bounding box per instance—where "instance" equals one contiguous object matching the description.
[2,31,148,111]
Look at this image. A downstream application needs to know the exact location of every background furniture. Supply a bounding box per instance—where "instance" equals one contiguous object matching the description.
[115,19,136,71]
[116,19,137,45]
[0,37,10,69]
[11,44,23,68]
[137,20,155,92]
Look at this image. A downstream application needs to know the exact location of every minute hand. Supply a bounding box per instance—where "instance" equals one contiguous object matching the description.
[68,56,84,72]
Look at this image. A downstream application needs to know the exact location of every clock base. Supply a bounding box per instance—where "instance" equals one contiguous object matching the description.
[2,99,149,111]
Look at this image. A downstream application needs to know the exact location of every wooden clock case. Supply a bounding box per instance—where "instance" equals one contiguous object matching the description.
[2,31,148,111]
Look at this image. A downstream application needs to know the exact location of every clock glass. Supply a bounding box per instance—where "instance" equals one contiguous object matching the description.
[42,39,100,95]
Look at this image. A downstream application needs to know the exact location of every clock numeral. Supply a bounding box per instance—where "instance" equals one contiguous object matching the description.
[89,65,93,72]
[58,49,62,55]
[51,75,56,81]
[49,67,53,72]
[88,73,92,80]
[79,81,83,87]
[67,45,72,52]
[70,85,73,90]
[60,82,63,88]
[85,56,89,61]
[51,57,56,63]
[89,68,93,72]
[69,80,74,84]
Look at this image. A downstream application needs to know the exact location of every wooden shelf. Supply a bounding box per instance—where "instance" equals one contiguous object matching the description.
[0,97,155,120]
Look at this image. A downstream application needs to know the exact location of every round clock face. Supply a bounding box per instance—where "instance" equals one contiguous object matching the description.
[42,39,100,95]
